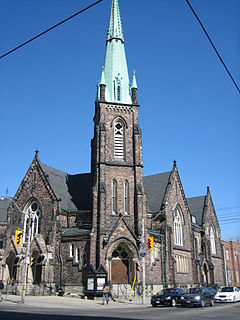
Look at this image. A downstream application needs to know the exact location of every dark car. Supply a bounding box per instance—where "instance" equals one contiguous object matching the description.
[151,288,185,307]
[180,287,215,307]
[207,287,217,298]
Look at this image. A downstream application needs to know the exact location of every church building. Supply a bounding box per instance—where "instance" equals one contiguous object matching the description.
[0,0,225,297]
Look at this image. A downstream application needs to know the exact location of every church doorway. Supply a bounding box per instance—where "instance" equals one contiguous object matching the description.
[111,245,130,284]
[6,251,19,284]
[31,250,44,285]
[107,239,138,286]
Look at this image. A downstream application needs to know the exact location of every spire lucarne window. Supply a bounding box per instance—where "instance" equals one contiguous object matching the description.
[114,119,124,159]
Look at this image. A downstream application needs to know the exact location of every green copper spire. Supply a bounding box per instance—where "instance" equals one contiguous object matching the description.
[97,0,132,104]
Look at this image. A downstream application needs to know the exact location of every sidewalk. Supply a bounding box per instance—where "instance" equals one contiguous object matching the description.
[0,294,150,309]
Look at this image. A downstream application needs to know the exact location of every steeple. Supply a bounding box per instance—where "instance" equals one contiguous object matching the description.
[97,0,132,104]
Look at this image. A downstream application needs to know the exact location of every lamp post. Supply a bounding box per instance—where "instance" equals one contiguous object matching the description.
[1,196,32,304]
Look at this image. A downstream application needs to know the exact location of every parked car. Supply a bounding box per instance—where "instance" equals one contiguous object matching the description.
[151,288,185,307]
[207,287,217,298]
[180,287,215,307]
[215,287,240,303]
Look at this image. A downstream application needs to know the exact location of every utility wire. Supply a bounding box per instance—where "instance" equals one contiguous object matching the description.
[186,0,240,95]
[0,0,104,60]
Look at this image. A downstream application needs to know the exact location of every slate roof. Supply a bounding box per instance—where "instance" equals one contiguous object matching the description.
[40,163,91,213]
[143,172,171,214]
[187,196,206,226]
[0,198,11,223]
[61,227,91,238]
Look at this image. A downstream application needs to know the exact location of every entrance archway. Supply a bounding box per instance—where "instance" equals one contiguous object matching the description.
[111,245,130,284]
[6,251,19,284]
[106,238,138,285]
[31,250,44,285]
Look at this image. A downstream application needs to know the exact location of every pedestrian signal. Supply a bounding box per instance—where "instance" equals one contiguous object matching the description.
[136,262,141,272]
[147,236,154,250]
[14,230,23,246]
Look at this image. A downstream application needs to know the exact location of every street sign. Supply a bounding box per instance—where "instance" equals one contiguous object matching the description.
[139,241,146,256]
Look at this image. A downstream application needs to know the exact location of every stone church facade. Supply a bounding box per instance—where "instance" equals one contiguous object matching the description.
[0,0,225,297]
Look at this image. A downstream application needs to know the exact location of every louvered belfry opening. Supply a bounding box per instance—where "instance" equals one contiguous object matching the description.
[114,120,124,159]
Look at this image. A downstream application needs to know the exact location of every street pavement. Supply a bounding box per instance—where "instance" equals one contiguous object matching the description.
[0,294,240,320]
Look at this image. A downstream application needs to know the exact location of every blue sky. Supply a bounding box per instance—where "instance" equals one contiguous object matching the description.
[0,0,239,240]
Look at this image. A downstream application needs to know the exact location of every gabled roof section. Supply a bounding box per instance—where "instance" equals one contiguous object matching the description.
[0,198,11,223]
[187,196,206,226]
[61,227,91,238]
[143,172,171,214]
[40,163,91,213]
[106,214,138,242]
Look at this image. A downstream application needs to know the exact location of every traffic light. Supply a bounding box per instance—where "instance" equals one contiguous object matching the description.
[14,230,23,246]
[136,262,141,272]
[147,236,154,250]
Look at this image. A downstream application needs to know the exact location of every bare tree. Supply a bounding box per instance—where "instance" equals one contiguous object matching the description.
[229,234,240,243]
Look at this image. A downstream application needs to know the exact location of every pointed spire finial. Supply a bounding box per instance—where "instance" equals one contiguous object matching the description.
[131,69,138,89]
[100,66,106,85]
[103,0,132,104]
[35,149,39,157]
[107,0,124,43]
[173,160,177,167]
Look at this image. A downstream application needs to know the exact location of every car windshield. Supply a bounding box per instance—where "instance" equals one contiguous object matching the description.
[159,289,175,295]
[221,287,234,292]
[188,288,203,294]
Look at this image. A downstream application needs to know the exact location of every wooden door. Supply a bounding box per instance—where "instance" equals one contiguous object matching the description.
[111,259,129,284]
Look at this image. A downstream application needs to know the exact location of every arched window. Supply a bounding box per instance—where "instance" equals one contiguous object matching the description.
[174,206,183,246]
[114,120,124,159]
[210,226,216,255]
[112,180,117,214]
[23,200,42,243]
[124,181,129,215]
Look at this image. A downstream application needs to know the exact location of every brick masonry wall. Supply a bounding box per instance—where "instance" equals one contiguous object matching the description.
[202,191,225,286]
[3,156,60,289]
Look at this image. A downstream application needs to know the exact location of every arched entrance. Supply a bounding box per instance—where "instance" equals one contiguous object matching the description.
[111,245,130,284]
[106,238,138,285]
[6,251,19,284]
[31,250,44,285]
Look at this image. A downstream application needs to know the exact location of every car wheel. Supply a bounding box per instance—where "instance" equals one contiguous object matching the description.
[171,299,176,307]
[201,299,205,308]
[152,304,157,307]
[210,299,214,307]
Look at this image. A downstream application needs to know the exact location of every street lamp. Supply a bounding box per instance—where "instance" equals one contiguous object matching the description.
[1,196,32,304]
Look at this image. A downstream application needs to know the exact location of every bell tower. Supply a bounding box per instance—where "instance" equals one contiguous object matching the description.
[90,0,146,269]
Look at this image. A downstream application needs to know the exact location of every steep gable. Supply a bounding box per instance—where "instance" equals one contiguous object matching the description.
[40,163,91,213]
[187,196,206,226]
[0,198,11,223]
[143,172,171,214]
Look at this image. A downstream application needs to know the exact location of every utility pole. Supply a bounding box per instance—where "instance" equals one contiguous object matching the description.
[22,212,32,304]
[141,218,145,304]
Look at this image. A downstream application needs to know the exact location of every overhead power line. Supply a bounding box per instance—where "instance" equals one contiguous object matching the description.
[0,0,104,60]
[186,0,240,95]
